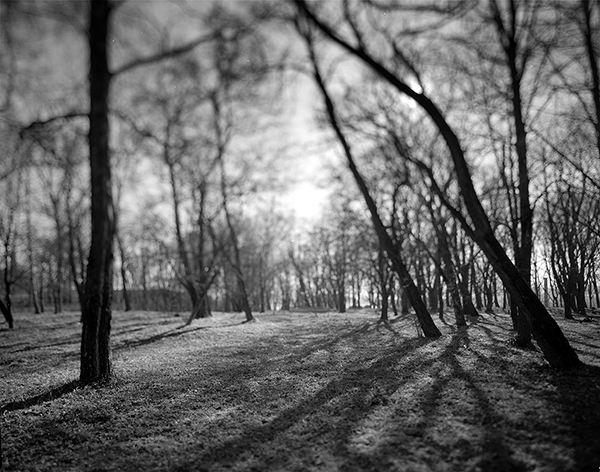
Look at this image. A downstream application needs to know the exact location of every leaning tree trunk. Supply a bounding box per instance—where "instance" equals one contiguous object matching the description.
[508,32,534,347]
[80,0,114,384]
[222,191,254,323]
[298,25,440,337]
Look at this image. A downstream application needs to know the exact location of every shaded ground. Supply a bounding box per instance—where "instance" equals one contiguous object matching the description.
[1,308,600,471]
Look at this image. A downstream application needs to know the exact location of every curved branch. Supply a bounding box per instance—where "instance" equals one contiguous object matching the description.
[110,31,218,78]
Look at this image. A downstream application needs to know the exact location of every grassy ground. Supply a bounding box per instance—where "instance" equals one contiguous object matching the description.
[1,308,600,472]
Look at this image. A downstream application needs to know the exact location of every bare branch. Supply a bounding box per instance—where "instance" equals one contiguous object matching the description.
[19,111,88,138]
[110,31,218,78]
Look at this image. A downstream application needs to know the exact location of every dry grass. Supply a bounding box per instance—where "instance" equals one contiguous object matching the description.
[1,308,600,471]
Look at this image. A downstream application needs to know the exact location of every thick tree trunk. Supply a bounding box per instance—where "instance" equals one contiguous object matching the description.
[80,0,114,384]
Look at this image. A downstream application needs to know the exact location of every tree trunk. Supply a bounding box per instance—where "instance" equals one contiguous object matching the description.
[0,298,13,329]
[26,173,40,314]
[38,266,45,313]
[67,190,85,310]
[378,247,388,322]
[50,198,64,314]
[114,232,131,312]
[433,216,465,327]
[3,241,14,329]
[458,264,479,318]
[80,0,114,384]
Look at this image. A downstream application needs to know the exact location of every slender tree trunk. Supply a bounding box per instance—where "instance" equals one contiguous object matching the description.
[51,199,64,314]
[67,202,84,310]
[39,266,45,313]
[458,264,479,318]
[432,214,466,327]
[221,177,253,322]
[472,262,483,310]
[3,236,14,328]
[592,264,600,309]
[484,274,494,313]
[378,247,389,322]
[141,249,149,311]
[298,23,440,336]
[116,233,131,311]
[390,284,399,317]
[26,191,40,314]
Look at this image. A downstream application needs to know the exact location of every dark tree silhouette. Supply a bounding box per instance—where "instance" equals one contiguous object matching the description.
[80,0,114,383]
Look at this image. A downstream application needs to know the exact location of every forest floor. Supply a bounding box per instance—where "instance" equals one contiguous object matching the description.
[1,308,600,472]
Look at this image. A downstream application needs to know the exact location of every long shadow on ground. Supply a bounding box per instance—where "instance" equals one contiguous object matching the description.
[160,318,600,472]
[169,335,437,472]
[113,323,242,350]
[549,363,600,470]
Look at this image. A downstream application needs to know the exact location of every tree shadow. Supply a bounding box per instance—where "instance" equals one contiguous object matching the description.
[546,363,600,469]
[376,319,400,335]
[410,328,530,471]
[161,319,599,471]
[169,336,438,471]
[0,379,81,413]
[9,337,80,354]
[113,323,242,350]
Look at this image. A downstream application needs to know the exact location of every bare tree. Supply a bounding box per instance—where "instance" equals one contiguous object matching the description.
[294,0,579,367]
[295,18,441,337]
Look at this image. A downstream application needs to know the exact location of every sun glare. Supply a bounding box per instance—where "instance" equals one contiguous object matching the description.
[283,181,330,221]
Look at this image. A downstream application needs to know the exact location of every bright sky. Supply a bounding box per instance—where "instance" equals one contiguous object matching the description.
[282,180,331,221]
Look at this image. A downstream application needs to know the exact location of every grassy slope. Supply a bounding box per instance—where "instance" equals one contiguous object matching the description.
[1,308,600,472]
